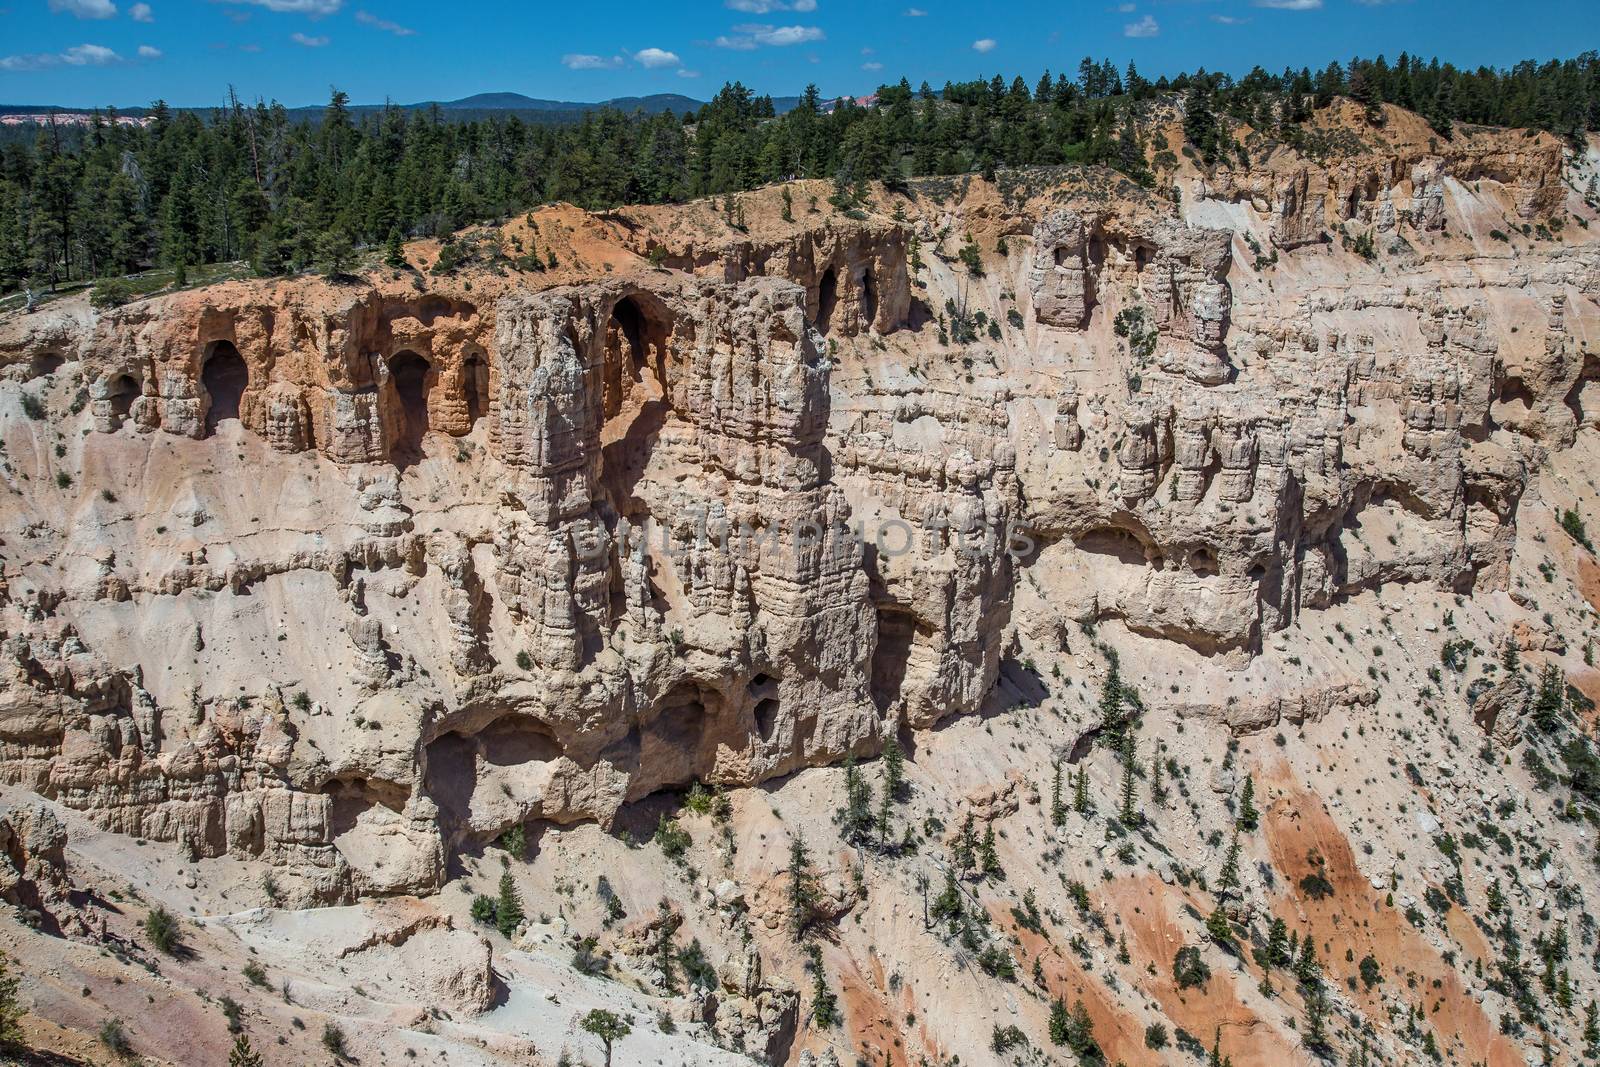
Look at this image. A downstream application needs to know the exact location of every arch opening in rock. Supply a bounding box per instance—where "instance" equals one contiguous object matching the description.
[462,353,489,428]
[31,352,65,378]
[859,269,877,331]
[754,697,781,742]
[631,681,729,796]
[201,341,249,435]
[105,374,140,428]
[1076,525,1153,567]
[870,604,923,714]
[599,294,675,514]
[423,715,563,846]
[1563,353,1600,430]
[815,268,838,333]
[1489,374,1536,432]
[389,350,432,462]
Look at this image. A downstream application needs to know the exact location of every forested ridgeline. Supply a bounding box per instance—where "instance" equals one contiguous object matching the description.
[2,51,1597,296]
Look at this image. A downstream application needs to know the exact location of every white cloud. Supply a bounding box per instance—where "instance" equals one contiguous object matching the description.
[354,10,414,34]
[1,41,125,69]
[633,47,681,68]
[222,0,342,14]
[725,0,815,10]
[713,23,824,48]
[129,1,153,18]
[290,31,328,45]
[562,52,624,69]
[63,42,118,63]
[971,37,996,53]
[1123,14,1158,36]
[903,5,925,12]
[48,0,117,17]
[137,43,161,56]
[676,68,700,78]
[1254,0,1321,8]
[1210,13,1249,22]
[861,61,882,71]
[1117,2,1135,11]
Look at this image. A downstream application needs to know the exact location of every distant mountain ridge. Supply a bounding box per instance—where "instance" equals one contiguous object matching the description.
[0,90,811,126]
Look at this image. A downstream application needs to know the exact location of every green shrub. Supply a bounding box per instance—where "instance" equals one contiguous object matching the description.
[143,906,182,955]
[90,279,138,309]
[1173,945,1210,989]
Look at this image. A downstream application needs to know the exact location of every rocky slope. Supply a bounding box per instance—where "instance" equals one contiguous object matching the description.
[1,102,1599,1067]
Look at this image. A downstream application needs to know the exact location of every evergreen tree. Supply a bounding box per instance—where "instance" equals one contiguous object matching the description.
[1183,78,1219,165]
[1263,917,1290,968]
[1073,763,1090,815]
[882,738,906,801]
[579,1009,631,1067]
[1303,984,1330,1052]
[384,227,406,268]
[495,868,524,939]
[788,834,820,937]
[805,943,839,1027]
[954,814,978,871]
[228,1033,265,1067]
[1048,997,1070,1045]
[1295,935,1321,986]
[1237,775,1259,831]
[1119,736,1141,826]
[1050,760,1067,826]
[837,757,876,845]
[979,823,1002,878]
[1218,831,1242,894]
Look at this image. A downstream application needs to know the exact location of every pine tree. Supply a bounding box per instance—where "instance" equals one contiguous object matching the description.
[1183,79,1219,165]
[1150,742,1166,806]
[1206,907,1233,945]
[1073,763,1090,815]
[954,814,978,872]
[1237,775,1258,830]
[229,1032,265,1067]
[837,757,876,845]
[1303,985,1330,1052]
[1218,831,1241,894]
[1295,935,1321,986]
[1119,735,1141,827]
[384,227,406,268]
[788,834,820,938]
[979,824,1002,878]
[1263,917,1290,968]
[877,782,894,849]
[1583,1000,1599,1057]
[931,869,963,927]
[806,943,838,1027]
[1050,760,1066,826]
[882,738,906,801]
[495,868,524,939]
[1048,997,1070,1045]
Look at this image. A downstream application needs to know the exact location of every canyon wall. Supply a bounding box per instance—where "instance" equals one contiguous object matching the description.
[0,109,1596,910]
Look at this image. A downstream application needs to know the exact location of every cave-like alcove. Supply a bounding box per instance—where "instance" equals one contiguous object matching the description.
[201,341,248,435]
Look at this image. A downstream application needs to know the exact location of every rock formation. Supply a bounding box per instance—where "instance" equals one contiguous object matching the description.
[1,104,1599,1067]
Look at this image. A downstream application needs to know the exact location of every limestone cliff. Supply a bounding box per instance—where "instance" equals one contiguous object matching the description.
[1,105,1599,1067]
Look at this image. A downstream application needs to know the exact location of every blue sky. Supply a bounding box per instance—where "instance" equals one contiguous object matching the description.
[1,0,1596,109]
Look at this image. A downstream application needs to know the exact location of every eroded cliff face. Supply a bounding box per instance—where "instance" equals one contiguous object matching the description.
[0,112,1595,916]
